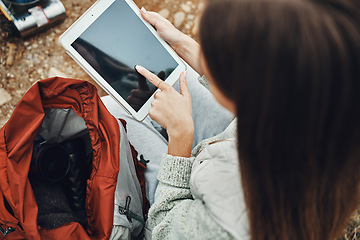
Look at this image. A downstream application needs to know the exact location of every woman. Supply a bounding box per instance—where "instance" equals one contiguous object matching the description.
[132,0,360,239]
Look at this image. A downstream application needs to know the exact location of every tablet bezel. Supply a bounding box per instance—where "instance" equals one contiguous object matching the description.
[59,0,186,121]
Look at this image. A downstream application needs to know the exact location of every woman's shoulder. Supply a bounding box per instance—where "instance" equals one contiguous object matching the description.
[190,138,239,193]
[190,138,249,240]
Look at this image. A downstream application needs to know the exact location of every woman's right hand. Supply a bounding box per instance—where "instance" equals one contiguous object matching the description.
[140,7,185,53]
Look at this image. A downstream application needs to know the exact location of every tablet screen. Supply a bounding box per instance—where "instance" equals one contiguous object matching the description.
[71,0,179,111]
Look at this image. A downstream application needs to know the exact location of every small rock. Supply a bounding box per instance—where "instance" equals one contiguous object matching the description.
[48,67,69,78]
[0,118,7,128]
[6,42,17,67]
[181,4,191,12]
[198,2,205,10]
[16,90,25,96]
[174,11,185,28]
[0,88,12,106]
[6,73,14,78]
[192,17,200,35]
[16,49,24,61]
[158,8,170,19]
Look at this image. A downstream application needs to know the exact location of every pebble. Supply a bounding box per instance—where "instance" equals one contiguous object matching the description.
[181,4,191,12]
[192,16,200,35]
[174,11,185,28]
[0,88,12,106]
[158,8,170,18]
[6,42,17,66]
[198,2,205,10]
[48,67,69,78]
[15,90,25,96]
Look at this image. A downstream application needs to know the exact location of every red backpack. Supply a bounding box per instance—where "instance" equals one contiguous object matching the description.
[0,77,148,239]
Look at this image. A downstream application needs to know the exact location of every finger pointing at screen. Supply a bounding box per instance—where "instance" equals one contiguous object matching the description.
[135,64,192,123]
[135,65,193,157]
[135,65,169,91]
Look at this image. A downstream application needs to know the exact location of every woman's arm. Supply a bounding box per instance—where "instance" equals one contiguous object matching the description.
[147,154,233,239]
[140,8,204,76]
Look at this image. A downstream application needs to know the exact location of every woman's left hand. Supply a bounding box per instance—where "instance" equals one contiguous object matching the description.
[135,65,194,157]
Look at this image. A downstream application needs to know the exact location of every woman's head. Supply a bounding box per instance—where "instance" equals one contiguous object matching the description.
[199,0,360,239]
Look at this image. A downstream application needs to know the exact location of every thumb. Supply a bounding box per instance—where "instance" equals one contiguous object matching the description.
[179,71,190,97]
[140,7,159,27]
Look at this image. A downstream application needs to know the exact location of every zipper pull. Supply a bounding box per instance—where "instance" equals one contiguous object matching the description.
[120,196,132,223]
[139,155,149,168]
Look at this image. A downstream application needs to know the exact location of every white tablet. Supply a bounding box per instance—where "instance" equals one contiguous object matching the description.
[59,0,186,121]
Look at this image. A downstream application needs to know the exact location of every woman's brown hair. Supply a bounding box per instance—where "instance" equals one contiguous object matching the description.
[199,0,360,239]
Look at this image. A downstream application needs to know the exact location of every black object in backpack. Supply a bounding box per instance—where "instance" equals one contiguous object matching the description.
[30,137,91,211]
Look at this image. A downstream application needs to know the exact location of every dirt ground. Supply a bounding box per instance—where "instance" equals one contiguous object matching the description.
[0,0,203,127]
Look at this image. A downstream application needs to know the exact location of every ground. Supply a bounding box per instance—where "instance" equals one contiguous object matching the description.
[0,0,203,127]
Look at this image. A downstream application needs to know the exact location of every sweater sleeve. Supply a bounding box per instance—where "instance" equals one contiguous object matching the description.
[146,154,234,240]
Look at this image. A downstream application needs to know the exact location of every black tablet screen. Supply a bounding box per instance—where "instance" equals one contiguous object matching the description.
[71,0,178,111]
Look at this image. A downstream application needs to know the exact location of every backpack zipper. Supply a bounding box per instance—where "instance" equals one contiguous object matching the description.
[117,196,144,224]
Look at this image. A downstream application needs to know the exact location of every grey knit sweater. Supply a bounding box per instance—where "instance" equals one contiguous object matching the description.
[146,120,241,240]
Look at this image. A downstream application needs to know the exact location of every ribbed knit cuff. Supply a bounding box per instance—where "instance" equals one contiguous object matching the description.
[157,154,195,189]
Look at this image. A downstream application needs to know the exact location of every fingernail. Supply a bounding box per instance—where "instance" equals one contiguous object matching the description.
[182,71,187,78]
[141,7,147,13]
[134,65,139,74]
[135,65,143,72]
